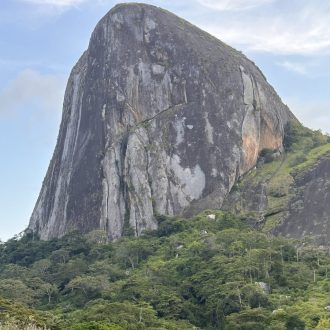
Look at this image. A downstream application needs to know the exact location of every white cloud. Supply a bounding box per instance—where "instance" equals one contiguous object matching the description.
[21,0,86,7]
[197,1,330,55]
[197,0,273,11]
[286,99,330,134]
[277,61,307,75]
[0,69,66,114]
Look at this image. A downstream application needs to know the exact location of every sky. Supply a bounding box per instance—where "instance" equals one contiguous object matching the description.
[0,0,329,241]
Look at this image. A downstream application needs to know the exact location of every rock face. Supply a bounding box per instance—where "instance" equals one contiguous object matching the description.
[274,154,330,244]
[29,3,294,240]
[222,144,330,244]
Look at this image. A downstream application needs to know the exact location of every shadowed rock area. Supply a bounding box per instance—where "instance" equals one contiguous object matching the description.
[29,3,295,240]
[273,154,330,244]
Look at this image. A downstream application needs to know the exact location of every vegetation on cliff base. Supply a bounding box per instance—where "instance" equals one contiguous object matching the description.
[223,121,330,233]
[1,210,330,329]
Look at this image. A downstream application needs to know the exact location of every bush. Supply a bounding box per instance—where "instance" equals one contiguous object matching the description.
[290,153,307,166]
[155,216,188,237]
[286,314,305,330]
[284,121,329,152]
[69,321,123,330]
[259,148,277,163]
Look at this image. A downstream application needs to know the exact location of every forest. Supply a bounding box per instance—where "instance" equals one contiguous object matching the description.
[1,209,330,329]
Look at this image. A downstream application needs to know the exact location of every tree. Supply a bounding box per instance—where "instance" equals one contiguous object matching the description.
[115,238,155,270]
[0,263,29,279]
[316,318,330,330]
[32,258,52,278]
[85,230,108,245]
[66,275,110,298]
[225,308,271,330]
[40,282,58,303]
[50,249,70,264]
[0,279,35,305]
[286,315,305,330]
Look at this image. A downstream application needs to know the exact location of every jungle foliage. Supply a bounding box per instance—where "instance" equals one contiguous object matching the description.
[1,210,330,329]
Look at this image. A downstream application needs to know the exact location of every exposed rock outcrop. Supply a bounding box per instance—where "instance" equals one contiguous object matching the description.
[29,3,294,240]
[274,153,330,244]
[223,145,330,244]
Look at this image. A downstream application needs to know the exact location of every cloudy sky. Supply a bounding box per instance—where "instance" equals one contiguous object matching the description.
[0,0,329,241]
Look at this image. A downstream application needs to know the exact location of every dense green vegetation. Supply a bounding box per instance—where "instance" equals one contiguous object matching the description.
[1,210,330,329]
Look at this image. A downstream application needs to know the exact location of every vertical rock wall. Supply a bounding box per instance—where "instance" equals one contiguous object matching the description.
[29,3,295,240]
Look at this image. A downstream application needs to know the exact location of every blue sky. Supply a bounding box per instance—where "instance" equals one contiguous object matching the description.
[0,0,329,241]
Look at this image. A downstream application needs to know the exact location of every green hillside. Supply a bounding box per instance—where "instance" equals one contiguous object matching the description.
[1,210,330,329]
